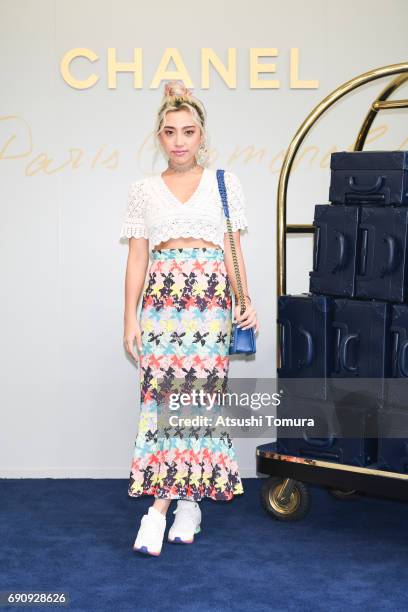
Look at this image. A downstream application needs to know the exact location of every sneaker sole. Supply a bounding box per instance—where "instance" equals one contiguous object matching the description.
[168,525,201,544]
[133,545,161,556]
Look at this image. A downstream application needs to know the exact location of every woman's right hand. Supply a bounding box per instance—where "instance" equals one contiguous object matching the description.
[123,317,143,365]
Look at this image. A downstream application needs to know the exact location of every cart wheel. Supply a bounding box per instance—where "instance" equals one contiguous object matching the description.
[260,477,311,521]
[328,488,359,500]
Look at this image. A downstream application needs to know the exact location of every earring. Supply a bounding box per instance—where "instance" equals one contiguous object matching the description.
[196,139,209,165]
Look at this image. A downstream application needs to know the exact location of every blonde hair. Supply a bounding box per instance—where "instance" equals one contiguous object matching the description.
[154,80,210,166]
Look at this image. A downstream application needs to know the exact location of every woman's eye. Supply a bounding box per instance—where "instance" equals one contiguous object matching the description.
[164,129,195,136]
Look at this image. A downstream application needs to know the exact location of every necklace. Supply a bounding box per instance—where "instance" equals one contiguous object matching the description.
[167,158,198,173]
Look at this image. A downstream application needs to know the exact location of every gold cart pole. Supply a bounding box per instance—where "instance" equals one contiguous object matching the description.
[276,62,408,368]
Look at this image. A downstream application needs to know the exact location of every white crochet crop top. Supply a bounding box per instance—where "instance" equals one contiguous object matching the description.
[119,167,248,250]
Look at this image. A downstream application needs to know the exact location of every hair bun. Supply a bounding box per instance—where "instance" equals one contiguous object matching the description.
[164,80,192,98]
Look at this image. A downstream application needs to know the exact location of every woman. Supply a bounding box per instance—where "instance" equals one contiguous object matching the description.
[120,80,259,556]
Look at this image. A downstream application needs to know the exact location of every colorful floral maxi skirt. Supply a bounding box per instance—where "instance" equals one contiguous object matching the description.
[128,247,244,502]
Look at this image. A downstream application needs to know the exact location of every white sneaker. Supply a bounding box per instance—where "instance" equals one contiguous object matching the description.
[133,506,166,556]
[168,500,202,544]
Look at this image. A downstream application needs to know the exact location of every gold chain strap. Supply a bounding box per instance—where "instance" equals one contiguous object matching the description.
[225,216,246,316]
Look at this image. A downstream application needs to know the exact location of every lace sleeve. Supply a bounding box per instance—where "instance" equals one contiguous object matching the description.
[223,171,249,233]
[119,180,149,240]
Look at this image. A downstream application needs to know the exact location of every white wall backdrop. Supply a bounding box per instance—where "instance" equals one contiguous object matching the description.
[1,0,407,477]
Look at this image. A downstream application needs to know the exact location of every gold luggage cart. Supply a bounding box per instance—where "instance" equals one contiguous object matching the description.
[256,62,408,520]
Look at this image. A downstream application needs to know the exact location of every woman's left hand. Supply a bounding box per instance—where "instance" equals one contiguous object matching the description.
[234,301,259,333]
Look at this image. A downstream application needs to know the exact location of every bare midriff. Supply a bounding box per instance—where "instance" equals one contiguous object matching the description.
[153,237,222,251]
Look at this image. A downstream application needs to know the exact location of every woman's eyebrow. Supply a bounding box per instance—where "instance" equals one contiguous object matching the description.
[164,125,197,129]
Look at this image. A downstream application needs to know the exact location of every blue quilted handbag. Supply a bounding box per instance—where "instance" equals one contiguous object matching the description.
[216,169,256,355]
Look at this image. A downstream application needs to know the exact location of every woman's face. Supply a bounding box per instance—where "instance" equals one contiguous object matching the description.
[158,109,202,167]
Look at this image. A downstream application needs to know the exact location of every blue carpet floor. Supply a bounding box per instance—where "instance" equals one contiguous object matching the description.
[1,477,408,612]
